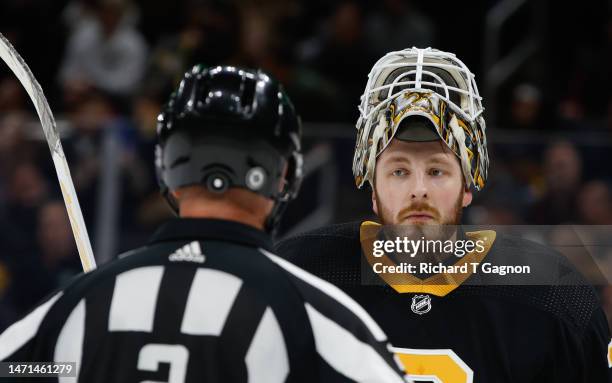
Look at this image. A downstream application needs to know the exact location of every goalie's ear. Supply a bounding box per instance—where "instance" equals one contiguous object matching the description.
[372,188,379,216]
[462,188,473,208]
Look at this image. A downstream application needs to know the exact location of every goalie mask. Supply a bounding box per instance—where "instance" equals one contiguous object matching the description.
[156,65,303,232]
[353,47,489,191]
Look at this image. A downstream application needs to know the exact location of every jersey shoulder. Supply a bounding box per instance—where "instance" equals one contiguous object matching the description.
[462,233,605,335]
[278,221,361,244]
[275,222,362,287]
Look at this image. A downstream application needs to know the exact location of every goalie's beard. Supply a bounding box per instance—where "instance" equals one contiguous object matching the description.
[374,187,464,226]
[374,188,464,264]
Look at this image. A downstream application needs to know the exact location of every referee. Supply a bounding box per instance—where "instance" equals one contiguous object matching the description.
[0,66,405,382]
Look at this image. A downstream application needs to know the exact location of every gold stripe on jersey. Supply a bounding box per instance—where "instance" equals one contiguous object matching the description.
[360,221,496,296]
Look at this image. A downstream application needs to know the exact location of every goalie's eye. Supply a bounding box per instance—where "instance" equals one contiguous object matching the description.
[429,168,444,177]
[392,169,408,177]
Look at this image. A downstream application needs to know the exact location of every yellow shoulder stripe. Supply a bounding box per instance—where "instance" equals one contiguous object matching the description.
[360,222,496,297]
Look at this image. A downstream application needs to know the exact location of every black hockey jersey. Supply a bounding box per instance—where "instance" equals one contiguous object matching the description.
[276,221,612,382]
[0,218,404,382]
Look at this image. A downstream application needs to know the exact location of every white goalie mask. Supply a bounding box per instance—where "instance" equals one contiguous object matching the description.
[353,47,489,191]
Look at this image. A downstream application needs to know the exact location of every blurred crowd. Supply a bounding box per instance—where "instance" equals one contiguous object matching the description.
[0,0,611,330]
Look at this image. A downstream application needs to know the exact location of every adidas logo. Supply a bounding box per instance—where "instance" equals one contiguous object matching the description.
[169,241,206,263]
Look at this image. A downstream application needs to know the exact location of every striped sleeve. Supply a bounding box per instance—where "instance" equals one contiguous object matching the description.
[261,249,405,383]
[0,292,63,361]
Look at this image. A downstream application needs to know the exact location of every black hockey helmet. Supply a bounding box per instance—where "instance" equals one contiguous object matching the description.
[156,65,303,232]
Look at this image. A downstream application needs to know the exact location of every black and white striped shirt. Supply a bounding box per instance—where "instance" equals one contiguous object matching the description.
[0,219,404,382]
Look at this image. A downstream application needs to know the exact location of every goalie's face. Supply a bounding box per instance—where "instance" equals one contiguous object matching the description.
[372,138,472,226]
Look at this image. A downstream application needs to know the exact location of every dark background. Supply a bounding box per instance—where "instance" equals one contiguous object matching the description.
[0,0,610,330]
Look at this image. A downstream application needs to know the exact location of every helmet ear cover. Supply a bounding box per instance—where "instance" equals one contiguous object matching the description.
[157,130,288,206]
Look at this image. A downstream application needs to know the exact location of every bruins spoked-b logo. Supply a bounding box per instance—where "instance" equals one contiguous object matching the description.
[411,295,432,315]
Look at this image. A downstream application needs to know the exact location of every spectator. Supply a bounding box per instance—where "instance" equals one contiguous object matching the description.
[228,1,340,121]
[0,77,27,114]
[145,1,240,97]
[5,162,49,240]
[0,164,53,314]
[573,180,612,286]
[577,180,612,225]
[509,83,543,130]
[36,201,82,286]
[59,0,148,99]
[547,225,609,287]
[131,92,173,231]
[529,140,582,224]
[0,113,37,184]
[2,200,81,318]
[298,1,374,120]
[64,90,151,255]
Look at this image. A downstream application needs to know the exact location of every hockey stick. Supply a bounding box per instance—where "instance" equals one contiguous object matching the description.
[0,33,96,272]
